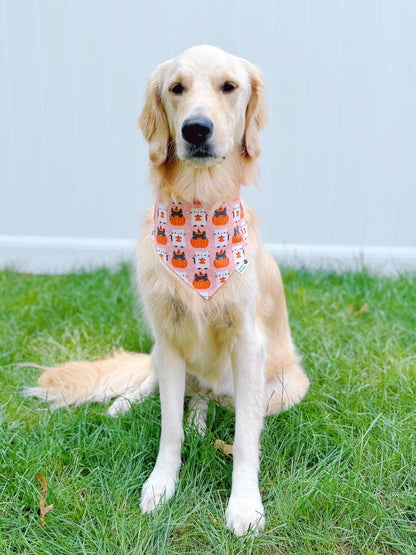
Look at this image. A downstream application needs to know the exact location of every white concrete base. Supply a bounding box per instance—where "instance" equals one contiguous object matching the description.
[266,244,416,277]
[1,235,415,276]
[0,235,136,274]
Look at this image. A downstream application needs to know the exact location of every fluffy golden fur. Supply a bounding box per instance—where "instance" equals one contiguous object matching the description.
[25,45,309,536]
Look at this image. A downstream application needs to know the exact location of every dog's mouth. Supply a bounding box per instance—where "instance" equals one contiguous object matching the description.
[182,144,224,167]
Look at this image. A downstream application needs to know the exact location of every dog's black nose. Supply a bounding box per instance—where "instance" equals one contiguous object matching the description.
[181,117,213,146]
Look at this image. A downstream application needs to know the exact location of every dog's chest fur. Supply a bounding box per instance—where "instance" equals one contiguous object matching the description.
[157,291,243,394]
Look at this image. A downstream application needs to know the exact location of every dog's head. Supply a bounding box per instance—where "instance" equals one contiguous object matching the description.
[139,45,267,167]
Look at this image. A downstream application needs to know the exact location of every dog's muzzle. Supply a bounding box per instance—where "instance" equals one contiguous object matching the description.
[180,117,222,163]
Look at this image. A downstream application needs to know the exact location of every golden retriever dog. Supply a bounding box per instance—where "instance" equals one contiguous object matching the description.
[25,45,309,536]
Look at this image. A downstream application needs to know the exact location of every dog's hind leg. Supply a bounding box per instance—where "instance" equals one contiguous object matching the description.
[107,374,158,417]
[257,247,310,416]
[187,394,209,435]
[264,360,309,416]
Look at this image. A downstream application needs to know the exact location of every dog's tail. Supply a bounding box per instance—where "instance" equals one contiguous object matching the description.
[22,348,156,413]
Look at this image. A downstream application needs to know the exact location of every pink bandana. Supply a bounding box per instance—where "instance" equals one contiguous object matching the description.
[152,198,249,299]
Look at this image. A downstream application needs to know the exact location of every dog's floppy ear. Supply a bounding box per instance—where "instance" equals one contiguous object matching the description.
[139,67,170,166]
[242,61,267,159]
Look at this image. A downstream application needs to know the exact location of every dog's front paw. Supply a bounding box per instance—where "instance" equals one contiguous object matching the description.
[140,468,177,513]
[225,492,265,536]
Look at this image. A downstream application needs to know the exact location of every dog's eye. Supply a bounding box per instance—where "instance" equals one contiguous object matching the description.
[170,83,185,95]
[221,81,237,93]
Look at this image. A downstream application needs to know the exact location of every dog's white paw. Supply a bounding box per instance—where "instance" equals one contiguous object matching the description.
[187,394,208,436]
[107,397,132,417]
[187,409,207,436]
[140,468,177,513]
[225,493,265,536]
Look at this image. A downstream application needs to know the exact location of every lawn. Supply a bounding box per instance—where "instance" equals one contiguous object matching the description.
[0,265,415,554]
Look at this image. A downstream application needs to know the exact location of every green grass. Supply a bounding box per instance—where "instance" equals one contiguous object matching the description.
[0,265,415,554]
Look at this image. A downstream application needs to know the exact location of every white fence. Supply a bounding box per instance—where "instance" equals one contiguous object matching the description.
[1,0,415,274]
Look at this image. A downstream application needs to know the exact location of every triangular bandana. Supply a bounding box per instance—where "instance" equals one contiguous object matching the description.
[152,199,249,299]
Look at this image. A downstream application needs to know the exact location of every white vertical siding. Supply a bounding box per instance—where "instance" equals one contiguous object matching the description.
[0,0,415,272]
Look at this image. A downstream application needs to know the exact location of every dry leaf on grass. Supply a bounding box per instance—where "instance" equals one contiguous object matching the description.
[354,302,369,317]
[214,439,233,455]
[37,475,54,528]
[207,509,218,525]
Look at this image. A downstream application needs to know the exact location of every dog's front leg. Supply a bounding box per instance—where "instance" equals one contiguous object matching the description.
[225,323,266,536]
[140,338,186,513]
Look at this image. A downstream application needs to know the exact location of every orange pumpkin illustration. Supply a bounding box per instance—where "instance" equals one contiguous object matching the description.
[212,207,229,226]
[191,230,209,248]
[193,272,210,289]
[214,250,229,268]
[232,226,243,243]
[170,206,185,226]
[172,250,187,268]
[240,205,245,219]
[156,226,167,245]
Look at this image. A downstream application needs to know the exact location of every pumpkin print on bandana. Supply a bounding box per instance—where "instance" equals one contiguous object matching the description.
[153,199,248,299]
